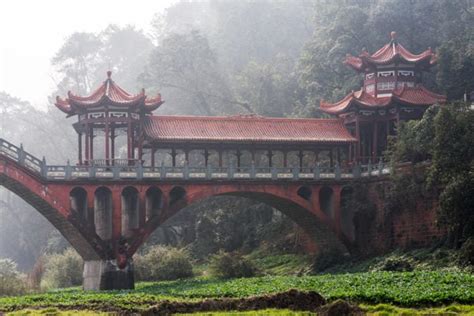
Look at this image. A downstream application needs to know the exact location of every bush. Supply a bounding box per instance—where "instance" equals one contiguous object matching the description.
[459,237,474,266]
[42,248,83,289]
[311,249,349,273]
[135,246,193,281]
[209,251,258,279]
[0,258,26,296]
[378,258,413,272]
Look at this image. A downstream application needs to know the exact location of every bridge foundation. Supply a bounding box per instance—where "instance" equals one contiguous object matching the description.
[83,259,134,290]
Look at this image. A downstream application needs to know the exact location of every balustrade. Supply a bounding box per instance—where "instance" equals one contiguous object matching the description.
[0,138,390,181]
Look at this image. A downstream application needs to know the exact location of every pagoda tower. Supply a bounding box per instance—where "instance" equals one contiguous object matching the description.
[321,32,446,163]
[55,71,164,166]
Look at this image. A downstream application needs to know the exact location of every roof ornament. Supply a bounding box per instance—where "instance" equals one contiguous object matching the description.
[107,70,112,79]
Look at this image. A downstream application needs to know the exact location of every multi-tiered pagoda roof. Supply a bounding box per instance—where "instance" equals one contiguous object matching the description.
[55,71,163,116]
[321,32,446,115]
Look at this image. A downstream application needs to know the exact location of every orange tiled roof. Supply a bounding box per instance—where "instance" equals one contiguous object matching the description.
[55,71,163,115]
[143,115,356,144]
[345,32,437,72]
[320,85,446,114]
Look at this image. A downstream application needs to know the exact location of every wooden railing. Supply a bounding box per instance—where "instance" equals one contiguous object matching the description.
[0,138,390,181]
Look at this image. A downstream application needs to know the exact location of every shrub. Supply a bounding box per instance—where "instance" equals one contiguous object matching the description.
[209,251,258,279]
[135,246,193,281]
[311,249,349,273]
[378,258,413,272]
[459,237,474,266]
[42,248,83,289]
[0,258,26,296]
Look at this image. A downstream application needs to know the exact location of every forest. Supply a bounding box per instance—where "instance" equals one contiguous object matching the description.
[0,0,473,315]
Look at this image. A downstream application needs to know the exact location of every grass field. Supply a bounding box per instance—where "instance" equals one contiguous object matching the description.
[1,271,473,314]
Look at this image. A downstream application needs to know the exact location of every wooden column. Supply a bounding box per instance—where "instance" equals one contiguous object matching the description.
[184,149,189,164]
[251,150,256,164]
[236,150,242,168]
[89,126,94,161]
[151,148,156,168]
[313,149,319,167]
[127,119,132,161]
[283,151,288,168]
[337,147,341,165]
[85,125,90,164]
[78,132,83,165]
[105,119,110,165]
[267,150,273,167]
[218,150,223,168]
[298,150,304,169]
[111,127,116,164]
[355,116,360,163]
[204,149,209,167]
[372,121,378,161]
[329,148,334,168]
[171,148,177,167]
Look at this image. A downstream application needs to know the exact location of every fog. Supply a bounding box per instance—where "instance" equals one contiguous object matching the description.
[0,0,471,271]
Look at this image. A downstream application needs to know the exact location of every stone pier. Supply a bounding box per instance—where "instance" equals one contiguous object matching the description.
[83,259,134,290]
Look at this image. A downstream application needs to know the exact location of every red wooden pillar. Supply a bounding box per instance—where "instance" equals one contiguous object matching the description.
[329,148,334,168]
[85,125,90,164]
[111,126,116,163]
[267,150,273,167]
[204,149,209,167]
[355,116,360,163]
[105,118,110,165]
[89,126,94,161]
[236,150,241,168]
[171,148,177,167]
[251,150,256,164]
[218,150,223,168]
[298,150,304,169]
[372,121,378,161]
[151,148,156,168]
[78,132,83,165]
[127,119,132,161]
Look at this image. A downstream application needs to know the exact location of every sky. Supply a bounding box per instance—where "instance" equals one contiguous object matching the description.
[0,0,175,108]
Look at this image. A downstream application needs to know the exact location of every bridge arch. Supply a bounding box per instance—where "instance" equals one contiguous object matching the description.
[0,158,103,260]
[134,184,350,256]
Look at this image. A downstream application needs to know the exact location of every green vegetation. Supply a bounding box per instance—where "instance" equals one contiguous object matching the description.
[41,249,82,289]
[209,251,259,279]
[134,246,194,281]
[0,271,472,313]
[0,259,26,296]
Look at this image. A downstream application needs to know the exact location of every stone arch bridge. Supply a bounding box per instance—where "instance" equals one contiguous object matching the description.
[0,138,389,290]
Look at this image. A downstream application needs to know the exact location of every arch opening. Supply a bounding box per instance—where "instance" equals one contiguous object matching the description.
[319,186,334,218]
[146,186,163,221]
[94,187,112,240]
[297,186,312,201]
[121,186,139,237]
[70,187,88,221]
[169,186,186,206]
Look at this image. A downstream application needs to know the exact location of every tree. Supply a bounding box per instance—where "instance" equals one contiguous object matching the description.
[142,30,240,115]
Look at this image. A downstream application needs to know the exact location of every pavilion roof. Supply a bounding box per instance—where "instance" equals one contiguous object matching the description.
[55,71,163,115]
[320,85,446,115]
[143,115,356,145]
[344,32,437,72]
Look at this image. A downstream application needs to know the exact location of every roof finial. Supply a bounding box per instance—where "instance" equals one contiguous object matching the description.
[390,31,397,41]
[107,70,112,79]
